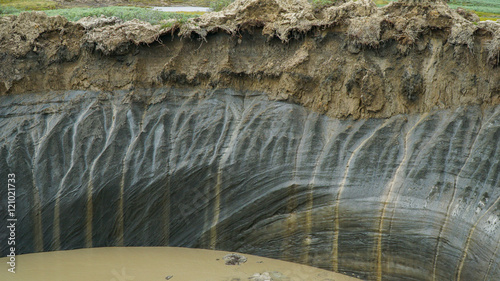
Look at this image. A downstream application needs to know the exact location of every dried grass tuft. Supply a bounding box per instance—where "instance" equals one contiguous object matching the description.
[84,19,160,55]
[393,17,426,46]
[448,22,477,50]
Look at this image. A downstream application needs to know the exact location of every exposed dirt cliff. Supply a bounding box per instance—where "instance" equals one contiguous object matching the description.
[1,0,500,118]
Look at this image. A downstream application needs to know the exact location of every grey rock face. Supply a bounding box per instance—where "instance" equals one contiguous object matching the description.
[0,88,499,281]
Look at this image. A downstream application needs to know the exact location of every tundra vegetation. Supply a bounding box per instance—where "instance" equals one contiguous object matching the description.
[0,0,499,23]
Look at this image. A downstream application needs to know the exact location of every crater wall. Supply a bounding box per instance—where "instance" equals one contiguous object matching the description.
[0,89,499,280]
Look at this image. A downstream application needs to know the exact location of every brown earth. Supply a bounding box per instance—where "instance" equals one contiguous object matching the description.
[1,0,500,119]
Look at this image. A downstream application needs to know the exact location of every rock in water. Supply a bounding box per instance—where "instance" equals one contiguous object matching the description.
[224,253,248,265]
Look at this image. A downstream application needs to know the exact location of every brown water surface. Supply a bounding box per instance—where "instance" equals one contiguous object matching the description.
[0,247,361,281]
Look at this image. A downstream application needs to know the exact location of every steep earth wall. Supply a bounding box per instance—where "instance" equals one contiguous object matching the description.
[0,89,499,281]
[0,0,500,281]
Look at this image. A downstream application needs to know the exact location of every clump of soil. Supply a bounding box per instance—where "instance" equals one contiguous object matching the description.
[0,12,75,58]
[82,18,160,55]
[179,0,317,40]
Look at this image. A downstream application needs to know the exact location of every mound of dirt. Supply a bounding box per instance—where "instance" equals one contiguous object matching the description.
[0,12,77,58]
[0,12,84,93]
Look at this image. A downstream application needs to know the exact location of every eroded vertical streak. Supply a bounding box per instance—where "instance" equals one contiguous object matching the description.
[209,100,243,249]
[168,97,202,244]
[85,179,93,248]
[117,173,125,246]
[303,184,315,263]
[387,114,430,234]
[85,105,117,248]
[209,102,233,249]
[157,120,171,246]
[431,112,488,280]
[53,103,93,250]
[483,239,500,281]
[303,124,335,264]
[282,111,308,260]
[456,196,500,280]
[203,187,210,248]
[32,186,43,252]
[375,115,423,281]
[53,197,61,250]
[283,186,299,261]
[209,101,236,250]
[31,135,45,252]
[209,171,222,249]
[163,178,170,246]
[332,119,389,272]
[32,114,59,252]
[117,105,149,246]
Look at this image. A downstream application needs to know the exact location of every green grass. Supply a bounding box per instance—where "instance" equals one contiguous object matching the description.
[449,1,500,15]
[0,6,201,24]
[373,0,500,21]
[311,0,336,10]
[210,0,232,11]
[1,0,499,23]
[474,11,500,21]
[448,0,500,21]
[0,5,21,14]
[0,0,57,11]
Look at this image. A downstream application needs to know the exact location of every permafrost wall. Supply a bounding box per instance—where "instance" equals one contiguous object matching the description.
[0,89,499,280]
[1,0,500,280]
